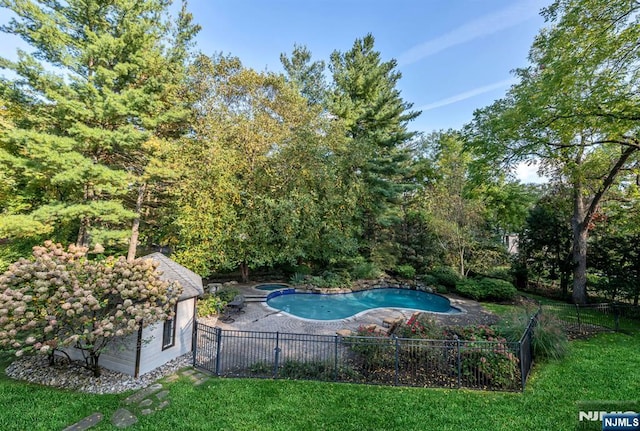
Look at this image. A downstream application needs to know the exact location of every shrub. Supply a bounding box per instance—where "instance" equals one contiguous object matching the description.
[497,310,569,361]
[455,279,482,299]
[486,267,514,283]
[460,347,520,390]
[420,274,439,287]
[420,274,447,293]
[435,285,448,294]
[349,327,395,368]
[289,272,307,286]
[197,294,224,318]
[215,286,240,303]
[308,271,351,289]
[350,261,382,280]
[395,315,444,340]
[0,241,182,376]
[428,267,461,290]
[395,264,416,279]
[444,324,504,342]
[279,360,335,380]
[455,277,517,301]
[442,324,520,390]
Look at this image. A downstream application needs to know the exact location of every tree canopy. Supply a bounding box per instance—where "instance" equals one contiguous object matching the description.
[0,0,198,258]
[468,0,640,303]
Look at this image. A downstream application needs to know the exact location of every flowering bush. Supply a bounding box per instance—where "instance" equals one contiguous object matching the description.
[350,326,395,369]
[0,241,182,376]
[394,315,444,340]
[460,345,520,390]
[449,325,520,390]
[444,324,506,342]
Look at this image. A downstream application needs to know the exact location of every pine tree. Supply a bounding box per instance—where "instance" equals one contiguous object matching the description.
[328,34,420,264]
[280,44,327,106]
[0,0,198,257]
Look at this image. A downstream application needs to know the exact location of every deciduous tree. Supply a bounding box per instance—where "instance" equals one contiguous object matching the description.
[0,241,181,376]
[468,0,640,303]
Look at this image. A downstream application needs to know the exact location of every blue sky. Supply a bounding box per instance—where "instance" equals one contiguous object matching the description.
[189,0,548,133]
[0,0,549,181]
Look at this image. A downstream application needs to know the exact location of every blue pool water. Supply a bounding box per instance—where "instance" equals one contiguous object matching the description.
[255,283,289,291]
[266,288,459,320]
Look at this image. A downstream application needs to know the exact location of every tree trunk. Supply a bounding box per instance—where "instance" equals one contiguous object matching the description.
[88,351,101,377]
[77,183,92,247]
[240,261,249,283]
[127,183,146,262]
[571,185,588,304]
[76,218,90,247]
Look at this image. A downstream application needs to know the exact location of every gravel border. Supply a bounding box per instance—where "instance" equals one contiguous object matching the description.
[5,353,193,394]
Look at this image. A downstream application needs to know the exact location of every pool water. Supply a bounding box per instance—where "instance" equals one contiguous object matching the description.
[255,283,289,291]
[266,288,459,320]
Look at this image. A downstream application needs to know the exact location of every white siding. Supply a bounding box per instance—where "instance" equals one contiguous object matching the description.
[62,298,196,376]
[63,332,138,376]
[138,298,195,376]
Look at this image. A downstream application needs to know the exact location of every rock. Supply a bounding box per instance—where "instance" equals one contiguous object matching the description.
[156,390,170,400]
[111,408,137,428]
[5,353,192,394]
[138,399,153,408]
[62,412,103,431]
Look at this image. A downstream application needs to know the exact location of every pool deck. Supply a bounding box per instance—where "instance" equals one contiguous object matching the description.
[201,284,499,335]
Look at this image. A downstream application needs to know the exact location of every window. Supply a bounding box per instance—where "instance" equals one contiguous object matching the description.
[162,305,177,350]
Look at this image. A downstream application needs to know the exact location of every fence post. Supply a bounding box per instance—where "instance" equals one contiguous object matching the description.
[575,304,582,332]
[393,336,399,386]
[334,335,339,382]
[192,321,198,367]
[519,337,525,392]
[215,327,222,376]
[456,337,461,389]
[274,332,280,378]
[614,304,620,332]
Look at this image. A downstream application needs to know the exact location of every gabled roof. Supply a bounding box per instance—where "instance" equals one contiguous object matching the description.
[142,252,204,300]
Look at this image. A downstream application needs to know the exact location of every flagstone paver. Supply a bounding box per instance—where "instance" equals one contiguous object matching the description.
[62,413,103,431]
[123,383,163,405]
[111,408,137,429]
[63,367,210,430]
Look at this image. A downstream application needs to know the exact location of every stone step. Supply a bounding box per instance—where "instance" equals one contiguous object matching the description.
[245,297,266,302]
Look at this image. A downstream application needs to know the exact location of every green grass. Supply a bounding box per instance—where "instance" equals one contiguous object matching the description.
[480,302,523,316]
[1,331,639,430]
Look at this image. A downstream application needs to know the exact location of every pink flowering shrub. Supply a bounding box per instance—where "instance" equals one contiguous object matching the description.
[450,325,520,390]
[0,241,182,376]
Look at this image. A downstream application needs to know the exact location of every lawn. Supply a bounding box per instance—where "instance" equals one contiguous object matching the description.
[1,330,638,430]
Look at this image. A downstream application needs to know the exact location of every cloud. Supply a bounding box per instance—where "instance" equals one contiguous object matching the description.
[397,1,543,67]
[417,78,517,112]
[516,161,547,184]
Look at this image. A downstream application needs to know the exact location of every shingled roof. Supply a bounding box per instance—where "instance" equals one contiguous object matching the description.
[142,253,204,300]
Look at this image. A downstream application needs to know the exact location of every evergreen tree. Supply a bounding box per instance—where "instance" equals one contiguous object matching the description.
[280,44,327,106]
[0,0,198,258]
[328,34,420,266]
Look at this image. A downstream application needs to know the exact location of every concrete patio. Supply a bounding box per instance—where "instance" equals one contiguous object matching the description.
[199,283,498,335]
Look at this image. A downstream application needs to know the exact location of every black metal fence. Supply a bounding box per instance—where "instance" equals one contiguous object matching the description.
[193,323,533,391]
[541,303,640,334]
[192,303,638,392]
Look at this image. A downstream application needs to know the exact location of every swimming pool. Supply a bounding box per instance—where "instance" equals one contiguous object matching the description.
[266,288,459,320]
